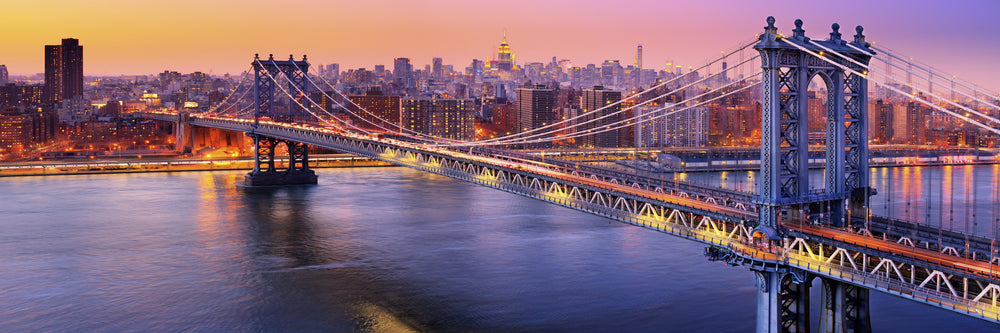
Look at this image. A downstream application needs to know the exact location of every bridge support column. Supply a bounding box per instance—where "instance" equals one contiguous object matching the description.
[754,270,811,333]
[175,113,194,154]
[244,134,317,186]
[819,278,871,333]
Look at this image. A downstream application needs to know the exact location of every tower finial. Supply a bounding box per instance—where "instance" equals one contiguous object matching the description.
[853,25,867,45]
[830,23,842,41]
[792,19,805,40]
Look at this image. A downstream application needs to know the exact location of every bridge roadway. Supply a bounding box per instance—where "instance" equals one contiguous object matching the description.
[148,112,1000,324]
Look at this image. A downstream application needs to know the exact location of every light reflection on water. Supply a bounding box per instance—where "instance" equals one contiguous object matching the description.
[0,167,995,331]
[681,165,1000,237]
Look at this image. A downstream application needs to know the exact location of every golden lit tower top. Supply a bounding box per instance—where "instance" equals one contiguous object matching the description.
[493,31,517,71]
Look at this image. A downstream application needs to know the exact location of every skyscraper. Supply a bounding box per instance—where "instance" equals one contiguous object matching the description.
[43,38,83,104]
[393,58,413,88]
[872,100,894,144]
[635,45,643,87]
[516,84,556,135]
[580,86,622,147]
[491,33,516,71]
[662,105,708,147]
[432,57,444,79]
[43,45,62,104]
[600,60,621,86]
[0,65,7,84]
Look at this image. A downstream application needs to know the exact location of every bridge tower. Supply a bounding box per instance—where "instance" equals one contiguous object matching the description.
[753,17,874,333]
[244,54,317,186]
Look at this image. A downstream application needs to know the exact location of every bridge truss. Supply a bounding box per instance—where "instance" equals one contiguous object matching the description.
[139,15,1000,332]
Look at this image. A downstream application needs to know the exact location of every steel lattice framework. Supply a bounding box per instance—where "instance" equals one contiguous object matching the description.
[245,54,316,185]
[755,17,873,236]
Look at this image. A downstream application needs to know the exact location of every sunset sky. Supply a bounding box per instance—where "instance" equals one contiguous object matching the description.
[3,0,999,91]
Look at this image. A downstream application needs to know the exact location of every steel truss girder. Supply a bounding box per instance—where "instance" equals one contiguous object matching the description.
[189,116,1000,324]
[780,233,1000,323]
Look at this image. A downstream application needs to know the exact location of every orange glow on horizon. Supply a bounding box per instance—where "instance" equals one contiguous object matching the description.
[0,0,996,92]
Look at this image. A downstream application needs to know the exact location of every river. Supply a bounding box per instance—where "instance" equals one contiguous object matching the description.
[0,166,996,331]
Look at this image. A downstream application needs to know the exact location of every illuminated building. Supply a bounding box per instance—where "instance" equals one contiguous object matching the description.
[0,84,45,107]
[580,86,622,147]
[806,90,825,132]
[43,38,84,104]
[401,97,474,140]
[905,100,928,144]
[348,89,402,132]
[516,85,555,133]
[0,115,31,152]
[0,111,56,153]
[44,45,62,103]
[663,105,708,147]
[491,102,517,134]
[488,33,518,72]
[634,104,665,147]
[872,100,894,144]
[0,65,7,84]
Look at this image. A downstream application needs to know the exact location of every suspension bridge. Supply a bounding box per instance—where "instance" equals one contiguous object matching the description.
[140,17,1000,333]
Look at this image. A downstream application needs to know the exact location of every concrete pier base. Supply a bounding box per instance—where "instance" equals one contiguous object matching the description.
[244,170,317,186]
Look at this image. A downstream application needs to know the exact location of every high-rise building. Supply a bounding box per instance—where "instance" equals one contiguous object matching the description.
[634,105,665,147]
[635,45,643,87]
[601,60,621,86]
[872,100,894,144]
[401,97,475,140]
[43,38,83,104]
[490,33,516,71]
[432,57,444,79]
[0,65,7,84]
[348,89,402,132]
[44,45,62,104]
[516,84,556,137]
[580,86,622,147]
[663,105,709,147]
[905,101,928,145]
[393,58,413,88]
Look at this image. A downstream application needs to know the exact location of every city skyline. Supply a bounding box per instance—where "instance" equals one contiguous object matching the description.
[2,0,1000,91]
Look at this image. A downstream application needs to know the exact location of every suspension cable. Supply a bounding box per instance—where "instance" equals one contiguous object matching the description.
[448,77,761,147]
[434,57,760,147]
[868,45,1000,110]
[254,59,361,133]
[473,41,760,145]
[783,39,1000,137]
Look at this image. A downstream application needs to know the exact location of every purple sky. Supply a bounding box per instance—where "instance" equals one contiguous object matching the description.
[3,0,999,92]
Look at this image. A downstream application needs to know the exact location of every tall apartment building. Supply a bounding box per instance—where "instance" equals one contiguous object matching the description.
[43,38,83,104]
[401,97,475,140]
[348,90,401,132]
[580,86,622,147]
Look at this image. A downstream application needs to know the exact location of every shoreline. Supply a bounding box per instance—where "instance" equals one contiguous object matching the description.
[0,155,396,178]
